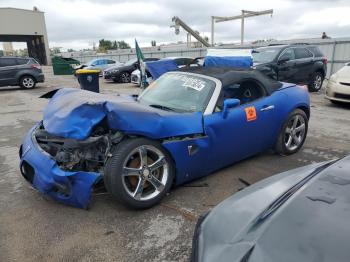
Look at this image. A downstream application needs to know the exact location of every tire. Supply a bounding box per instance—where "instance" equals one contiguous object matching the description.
[104,138,175,209]
[119,72,131,83]
[308,71,323,92]
[20,75,36,89]
[275,109,308,155]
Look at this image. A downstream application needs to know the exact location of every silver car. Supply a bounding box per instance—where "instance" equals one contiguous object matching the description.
[83,58,122,75]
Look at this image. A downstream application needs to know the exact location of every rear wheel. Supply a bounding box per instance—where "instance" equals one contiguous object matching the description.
[308,71,323,92]
[20,76,36,89]
[275,109,308,155]
[104,138,175,209]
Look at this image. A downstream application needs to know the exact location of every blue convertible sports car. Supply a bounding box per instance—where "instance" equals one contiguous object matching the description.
[19,67,310,209]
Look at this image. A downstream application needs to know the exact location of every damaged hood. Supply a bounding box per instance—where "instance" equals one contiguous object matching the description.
[43,88,203,140]
[197,156,350,262]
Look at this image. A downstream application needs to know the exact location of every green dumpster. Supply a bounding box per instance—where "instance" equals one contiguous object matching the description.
[52,56,80,75]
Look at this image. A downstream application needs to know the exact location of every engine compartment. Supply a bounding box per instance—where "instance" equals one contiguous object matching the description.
[34,122,123,172]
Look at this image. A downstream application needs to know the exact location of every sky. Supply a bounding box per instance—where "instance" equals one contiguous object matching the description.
[1,0,350,50]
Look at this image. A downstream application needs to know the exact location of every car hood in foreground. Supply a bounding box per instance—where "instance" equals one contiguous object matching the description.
[43,88,203,140]
[197,156,350,262]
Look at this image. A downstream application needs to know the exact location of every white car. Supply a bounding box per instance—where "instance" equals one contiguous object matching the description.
[325,63,350,103]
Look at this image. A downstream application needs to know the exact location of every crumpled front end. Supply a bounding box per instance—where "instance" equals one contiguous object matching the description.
[19,123,101,209]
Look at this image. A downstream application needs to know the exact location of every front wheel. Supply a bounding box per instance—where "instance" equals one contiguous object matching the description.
[104,138,175,209]
[119,72,131,83]
[275,109,308,155]
[308,72,323,92]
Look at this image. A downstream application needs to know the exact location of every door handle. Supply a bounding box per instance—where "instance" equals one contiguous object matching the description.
[260,105,275,111]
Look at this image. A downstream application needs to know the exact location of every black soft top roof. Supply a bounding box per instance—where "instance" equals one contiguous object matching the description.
[178,67,283,95]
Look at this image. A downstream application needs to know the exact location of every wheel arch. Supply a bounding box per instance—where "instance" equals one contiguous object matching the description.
[315,68,325,78]
[296,105,310,119]
[119,134,179,185]
[18,73,37,83]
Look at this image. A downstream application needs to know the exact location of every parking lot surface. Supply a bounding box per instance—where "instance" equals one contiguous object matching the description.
[1,67,349,262]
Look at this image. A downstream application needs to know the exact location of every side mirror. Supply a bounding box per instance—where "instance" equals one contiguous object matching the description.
[278,57,290,64]
[222,98,240,118]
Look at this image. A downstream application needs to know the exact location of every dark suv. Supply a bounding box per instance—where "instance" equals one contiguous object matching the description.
[0,57,45,89]
[252,44,327,92]
[103,57,159,83]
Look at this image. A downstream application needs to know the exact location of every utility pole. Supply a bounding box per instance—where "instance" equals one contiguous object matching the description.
[212,9,273,46]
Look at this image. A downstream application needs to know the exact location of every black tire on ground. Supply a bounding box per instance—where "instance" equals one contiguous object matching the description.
[19,75,36,89]
[104,138,175,209]
[308,71,323,92]
[275,109,308,155]
[119,72,131,83]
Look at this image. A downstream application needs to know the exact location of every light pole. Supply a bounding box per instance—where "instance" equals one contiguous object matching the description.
[211,9,273,46]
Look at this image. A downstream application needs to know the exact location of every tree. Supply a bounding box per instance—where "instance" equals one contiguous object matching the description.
[117,40,130,49]
[98,39,130,52]
[0,50,4,56]
[67,48,75,52]
[112,41,118,50]
[98,39,113,52]
[151,40,156,47]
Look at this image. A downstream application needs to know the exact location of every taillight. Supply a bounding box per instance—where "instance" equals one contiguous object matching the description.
[31,64,41,69]
[323,58,328,65]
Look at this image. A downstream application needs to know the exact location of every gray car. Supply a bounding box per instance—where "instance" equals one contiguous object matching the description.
[0,56,44,89]
[192,155,350,262]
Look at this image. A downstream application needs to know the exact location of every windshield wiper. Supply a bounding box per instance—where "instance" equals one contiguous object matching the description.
[149,104,177,112]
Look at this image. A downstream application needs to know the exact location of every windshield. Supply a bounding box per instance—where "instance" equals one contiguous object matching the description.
[252,47,281,63]
[124,58,137,66]
[87,59,98,66]
[138,72,216,113]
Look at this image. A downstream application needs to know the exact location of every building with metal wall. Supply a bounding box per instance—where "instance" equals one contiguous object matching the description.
[0,7,50,65]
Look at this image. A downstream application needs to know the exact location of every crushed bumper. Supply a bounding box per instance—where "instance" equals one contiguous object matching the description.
[19,123,101,209]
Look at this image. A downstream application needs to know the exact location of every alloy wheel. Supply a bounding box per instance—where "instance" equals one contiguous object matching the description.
[313,74,322,90]
[284,114,306,151]
[22,77,35,88]
[121,145,169,201]
[121,73,130,83]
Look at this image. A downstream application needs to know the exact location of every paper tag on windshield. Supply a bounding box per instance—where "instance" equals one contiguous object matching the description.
[181,77,205,91]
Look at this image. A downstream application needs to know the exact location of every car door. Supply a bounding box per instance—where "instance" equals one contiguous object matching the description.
[203,85,284,171]
[293,47,314,83]
[98,59,108,70]
[276,48,298,83]
[0,58,18,86]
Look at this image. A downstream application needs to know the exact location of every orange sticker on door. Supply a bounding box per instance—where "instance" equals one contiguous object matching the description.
[245,106,257,121]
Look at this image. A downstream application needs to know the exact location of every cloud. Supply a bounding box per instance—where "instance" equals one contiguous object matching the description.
[0,0,349,49]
